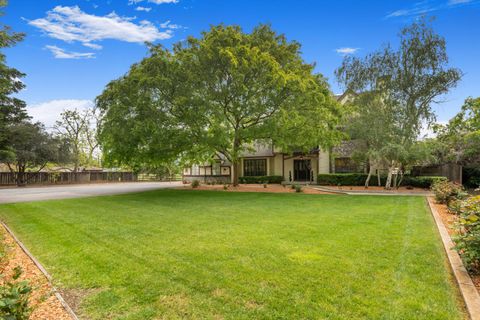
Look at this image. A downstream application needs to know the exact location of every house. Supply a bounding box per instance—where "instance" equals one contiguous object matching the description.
[182,92,368,184]
[182,92,370,184]
[183,142,331,184]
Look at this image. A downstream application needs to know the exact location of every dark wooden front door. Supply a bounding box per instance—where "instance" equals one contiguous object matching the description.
[294,159,311,181]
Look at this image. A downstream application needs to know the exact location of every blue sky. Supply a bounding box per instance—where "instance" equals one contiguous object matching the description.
[3,0,480,127]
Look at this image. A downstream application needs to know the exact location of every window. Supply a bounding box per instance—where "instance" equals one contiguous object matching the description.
[244,159,267,176]
[334,157,360,173]
[212,162,221,175]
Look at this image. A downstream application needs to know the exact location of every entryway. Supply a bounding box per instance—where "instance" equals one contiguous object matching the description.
[294,159,311,181]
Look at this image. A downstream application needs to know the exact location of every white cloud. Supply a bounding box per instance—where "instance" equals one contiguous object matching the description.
[45,45,95,59]
[386,0,477,18]
[29,6,173,49]
[160,20,181,29]
[335,47,359,55]
[129,0,178,4]
[135,6,152,12]
[28,99,95,128]
[82,42,102,50]
[448,0,472,4]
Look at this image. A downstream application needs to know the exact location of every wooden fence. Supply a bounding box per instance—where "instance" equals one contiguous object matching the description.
[0,172,138,186]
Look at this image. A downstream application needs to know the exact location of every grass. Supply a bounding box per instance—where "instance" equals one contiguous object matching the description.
[0,190,466,319]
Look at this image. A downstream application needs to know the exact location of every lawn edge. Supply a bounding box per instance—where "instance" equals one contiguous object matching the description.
[426,196,480,320]
[0,221,80,320]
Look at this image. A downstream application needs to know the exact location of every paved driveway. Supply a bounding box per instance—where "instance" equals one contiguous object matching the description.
[0,182,182,204]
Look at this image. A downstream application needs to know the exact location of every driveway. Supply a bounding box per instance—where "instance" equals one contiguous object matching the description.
[0,182,182,204]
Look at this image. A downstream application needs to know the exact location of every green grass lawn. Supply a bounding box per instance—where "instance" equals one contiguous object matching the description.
[0,190,466,319]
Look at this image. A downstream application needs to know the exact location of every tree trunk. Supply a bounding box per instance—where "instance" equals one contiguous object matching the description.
[365,164,375,188]
[385,161,395,190]
[232,161,240,186]
[16,166,26,187]
[377,169,381,186]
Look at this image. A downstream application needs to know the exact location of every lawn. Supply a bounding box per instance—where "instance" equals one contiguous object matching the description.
[0,190,466,319]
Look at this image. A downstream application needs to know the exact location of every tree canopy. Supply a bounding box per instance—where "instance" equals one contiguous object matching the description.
[97,24,344,184]
[336,17,461,188]
[0,0,29,159]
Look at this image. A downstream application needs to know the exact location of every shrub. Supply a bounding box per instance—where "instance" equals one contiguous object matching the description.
[223,184,228,190]
[0,267,32,320]
[239,176,283,184]
[191,180,200,188]
[454,196,480,272]
[294,185,303,193]
[431,180,466,204]
[402,176,447,189]
[263,183,267,188]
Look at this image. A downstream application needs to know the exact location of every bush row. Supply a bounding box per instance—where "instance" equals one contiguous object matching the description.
[239,176,283,184]
[316,173,446,188]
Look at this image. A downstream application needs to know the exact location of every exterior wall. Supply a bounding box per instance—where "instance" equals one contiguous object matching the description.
[318,150,330,174]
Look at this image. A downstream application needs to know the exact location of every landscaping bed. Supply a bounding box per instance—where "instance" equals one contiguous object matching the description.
[0,224,72,320]
[430,199,480,293]
[181,183,335,194]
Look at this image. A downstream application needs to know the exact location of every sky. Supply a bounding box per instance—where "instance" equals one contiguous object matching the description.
[3,0,480,129]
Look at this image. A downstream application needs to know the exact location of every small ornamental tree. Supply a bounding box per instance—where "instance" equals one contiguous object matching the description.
[97,24,344,185]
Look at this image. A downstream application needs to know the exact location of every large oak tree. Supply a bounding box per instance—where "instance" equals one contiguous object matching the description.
[97,24,344,185]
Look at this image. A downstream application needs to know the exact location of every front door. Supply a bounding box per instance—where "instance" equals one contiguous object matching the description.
[294,159,311,181]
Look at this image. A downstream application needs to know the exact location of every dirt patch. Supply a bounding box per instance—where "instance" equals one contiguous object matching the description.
[58,288,100,316]
[178,183,335,194]
[0,225,73,320]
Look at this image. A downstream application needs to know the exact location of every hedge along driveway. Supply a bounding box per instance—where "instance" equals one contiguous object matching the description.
[0,190,467,319]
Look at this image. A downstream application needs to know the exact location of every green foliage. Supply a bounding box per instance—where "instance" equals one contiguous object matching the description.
[96,24,344,185]
[453,196,480,272]
[402,176,447,189]
[294,185,303,193]
[434,97,480,166]
[191,180,200,188]
[0,267,32,320]
[431,180,466,204]
[239,175,283,184]
[336,17,461,189]
[0,0,29,155]
[0,122,61,186]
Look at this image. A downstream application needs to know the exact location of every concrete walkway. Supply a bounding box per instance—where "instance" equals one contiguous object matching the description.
[0,182,182,204]
[313,186,433,196]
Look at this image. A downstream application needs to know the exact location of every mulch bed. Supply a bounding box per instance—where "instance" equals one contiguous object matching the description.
[325,185,430,193]
[0,225,72,320]
[430,199,480,294]
[178,183,336,194]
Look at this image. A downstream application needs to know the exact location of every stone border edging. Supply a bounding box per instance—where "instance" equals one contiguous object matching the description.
[1,221,80,320]
[426,197,480,320]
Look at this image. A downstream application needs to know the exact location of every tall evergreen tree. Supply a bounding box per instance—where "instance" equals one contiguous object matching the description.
[0,0,29,159]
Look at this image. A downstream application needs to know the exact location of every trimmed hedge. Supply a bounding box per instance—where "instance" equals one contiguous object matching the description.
[317,173,447,188]
[403,176,447,188]
[239,175,283,184]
